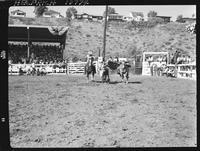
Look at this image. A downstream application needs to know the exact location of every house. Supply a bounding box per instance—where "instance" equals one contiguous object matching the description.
[75,14,82,19]
[179,17,196,23]
[43,10,62,18]
[156,16,171,23]
[10,9,26,17]
[130,12,144,21]
[81,13,89,20]
[123,16,133,22]
[75,13,103,22]
[88,15,93,20]
[92,15,103,21]
[107,13,124,21]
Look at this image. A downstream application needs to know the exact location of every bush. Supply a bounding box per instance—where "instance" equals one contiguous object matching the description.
[125,17,164,30]
[147,17,165,27]
[127,44,137,57]
[86,34,91,37]
[72,56,79,62]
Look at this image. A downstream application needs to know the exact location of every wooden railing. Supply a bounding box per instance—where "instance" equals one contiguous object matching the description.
[8,64,67,75]
[8,61,98,75]
[9,62,196,80]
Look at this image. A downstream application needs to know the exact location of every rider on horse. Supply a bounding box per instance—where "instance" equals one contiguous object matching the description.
[85,51,96,80]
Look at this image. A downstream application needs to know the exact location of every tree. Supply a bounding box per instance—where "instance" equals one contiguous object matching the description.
[66,7,77,19]
[147,17,164,27]
[147,10,157,18]
[135,12,144,17]
[34,6,48,17]
[127,44,137,57]
[103,7,116,17]
[72,56,79,62]
[176,15,183,22]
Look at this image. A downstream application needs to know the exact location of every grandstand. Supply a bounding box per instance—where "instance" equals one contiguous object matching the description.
[8,25,68,64]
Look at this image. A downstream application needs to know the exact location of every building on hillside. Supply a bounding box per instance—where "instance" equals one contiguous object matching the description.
[10,9,26,17]
[107,13,124,21]
[130,12,144,21]
[156,16,171,23]
[81,13,90,20]
[92,15,103,21]
[43,10,63,18]
[75,13,103,22]
[88,15,93,21]
[123,16,133,22]
[179,17,196,23]
[75,14,82,19]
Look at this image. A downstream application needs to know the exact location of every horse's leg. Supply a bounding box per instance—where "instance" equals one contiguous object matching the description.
[87,72,90,82]
[107,69,110,82]
[125,72,129,84]
[91,71,94,81]
[121,74,124,83]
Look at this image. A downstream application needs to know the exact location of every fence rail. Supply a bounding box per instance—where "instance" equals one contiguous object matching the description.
[8,62,97,75]
[8,62,196,80]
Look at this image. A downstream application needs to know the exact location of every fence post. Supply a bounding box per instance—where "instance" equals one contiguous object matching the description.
[67,63,69,75]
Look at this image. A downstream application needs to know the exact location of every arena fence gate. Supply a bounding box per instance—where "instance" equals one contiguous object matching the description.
[67,61,98,75]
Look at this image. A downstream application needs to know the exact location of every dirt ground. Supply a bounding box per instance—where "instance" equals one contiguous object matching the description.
[8,74,196,147]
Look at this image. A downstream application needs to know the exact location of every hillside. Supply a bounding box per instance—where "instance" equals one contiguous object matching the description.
[65,20,196,60]
[9,17,196,60]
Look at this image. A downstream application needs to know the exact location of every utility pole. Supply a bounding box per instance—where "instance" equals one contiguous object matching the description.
[102,5,108,61]
[27,26,30,59]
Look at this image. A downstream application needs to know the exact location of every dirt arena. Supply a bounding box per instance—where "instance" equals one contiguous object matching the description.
[9,74,196,147]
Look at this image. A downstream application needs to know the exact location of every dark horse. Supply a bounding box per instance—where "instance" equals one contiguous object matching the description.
[85,58,96,81]
[117,62,131,84]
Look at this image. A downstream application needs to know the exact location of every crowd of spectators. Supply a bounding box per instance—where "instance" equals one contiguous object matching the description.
[145,52,194,65]
[145,55,167,66]
[8,44,64,64]
[169,53,193,64]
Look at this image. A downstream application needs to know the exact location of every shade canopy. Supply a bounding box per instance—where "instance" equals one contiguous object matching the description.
[8,25,68,43]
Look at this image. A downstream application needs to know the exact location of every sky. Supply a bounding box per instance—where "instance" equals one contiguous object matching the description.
[9,5,196,21]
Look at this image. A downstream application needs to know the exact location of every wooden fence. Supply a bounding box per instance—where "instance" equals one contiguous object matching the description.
[8,61,98,75]
[8,62,196,80]
[8,64,67,75]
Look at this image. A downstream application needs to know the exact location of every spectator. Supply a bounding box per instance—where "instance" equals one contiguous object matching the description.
[158,56,162,62]
[148,56,153,66]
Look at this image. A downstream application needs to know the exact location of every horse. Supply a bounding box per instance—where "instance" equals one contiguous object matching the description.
[85,58,96,82]
[117,62,131,84]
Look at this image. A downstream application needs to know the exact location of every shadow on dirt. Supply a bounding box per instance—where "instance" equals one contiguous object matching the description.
[109,81,142,84]
[92,80,142,84]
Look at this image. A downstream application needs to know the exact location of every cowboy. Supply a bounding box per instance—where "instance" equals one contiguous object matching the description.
[85,51,96,77]
[99,61,110,82]
[86,51,95,63]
